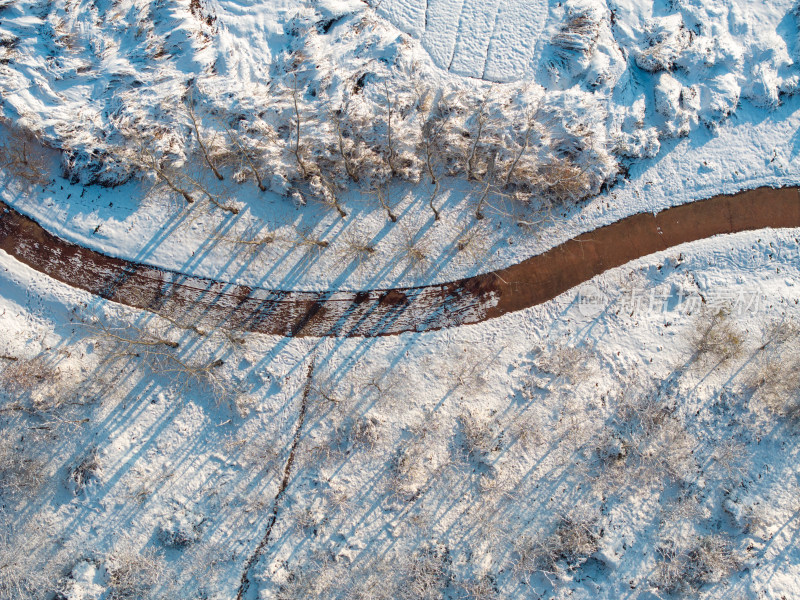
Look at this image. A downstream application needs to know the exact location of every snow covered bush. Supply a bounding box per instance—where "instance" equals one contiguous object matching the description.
[0,522,55,600]
[654,73,699,137]
[552,5,601,56]
[0,123,49,186]
[67,446,102,495]
[748,356,800,422]
[535,344,594,383]
[0,432,47,501]
[388,441,429,501]
[346,415,382,450]
[635,14,692,73]
[595,389,696,487]
[105,547,165,600]
[397,543,450,600]
[0,0,797,212]
[651,534,741,594]
[56,559,107,600]
[691,309,745,364]
[547,0,625,90]
[0,0,626,214]
[512,512,602,579]
[747,321,800,422]
[457,412,499,465]
[157,509,204,548]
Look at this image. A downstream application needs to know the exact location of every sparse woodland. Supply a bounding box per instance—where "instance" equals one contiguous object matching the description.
[6,7,619,227]
[117,62,613,222]
[1,0,800,599]
[1,291,799,599]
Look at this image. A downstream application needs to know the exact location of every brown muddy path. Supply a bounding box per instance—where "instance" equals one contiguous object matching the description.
[1,186,798,337]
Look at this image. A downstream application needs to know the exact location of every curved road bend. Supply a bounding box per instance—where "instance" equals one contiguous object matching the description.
[0,186,798,337]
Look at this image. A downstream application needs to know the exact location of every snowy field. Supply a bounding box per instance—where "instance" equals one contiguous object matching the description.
[1,0,800,598]
[2,223,800,599]
[1,0,800,291]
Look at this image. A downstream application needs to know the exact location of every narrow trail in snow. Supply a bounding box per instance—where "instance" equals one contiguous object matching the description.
[236,357,315,600]
[0,185,798,337]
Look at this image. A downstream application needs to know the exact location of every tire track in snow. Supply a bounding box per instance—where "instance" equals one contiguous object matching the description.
[447,0,467,72]
[235,356,315,600]
[482,2,503,80]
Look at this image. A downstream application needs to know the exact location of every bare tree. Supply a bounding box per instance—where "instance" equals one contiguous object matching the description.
[310,173,347,218]
[182,171,239,214]
[223,123,267,192]
[505,113,537,187]
[466,96,492,181]
[186,91,224,181]
[417,88,445,220]
[331,105,359,183]
[136,144,195,204]
[374,183,397,223]
[474,150,498,220]
[382,81,398,176]
[291,72,310,180]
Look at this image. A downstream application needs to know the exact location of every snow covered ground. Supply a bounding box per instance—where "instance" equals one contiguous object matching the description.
[1,0,800,291]
[2,223,800,599]
[1,0,800,598]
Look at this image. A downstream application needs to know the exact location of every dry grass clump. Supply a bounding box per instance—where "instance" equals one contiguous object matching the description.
[0,433,47,500]
[535,344,594,383]
[389,444,426,500]
[691,309,745,364]
[0,522,54,600]
[388,427,441,501]
[513,513,601,578]
[68,446,102,494]
[746,322,800,421]
[457,413,497,463]
[595,390,695,487]
[652,534,741,594]
[450,575,498,600]
[106,547,166,600]
[337,559,397,600]
[224,433,280,472]
[347,415,382,450]
[397,544,450,600]
[0,355,59,394]
[0,124,50,186]
[0,524,57,600]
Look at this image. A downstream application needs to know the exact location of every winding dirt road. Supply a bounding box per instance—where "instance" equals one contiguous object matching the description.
[1,186,798,337]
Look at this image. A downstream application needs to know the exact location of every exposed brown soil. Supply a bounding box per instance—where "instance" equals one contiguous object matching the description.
[0,185,798,337]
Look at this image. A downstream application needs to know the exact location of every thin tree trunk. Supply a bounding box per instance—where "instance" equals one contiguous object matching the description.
[186,99,224,181]
[505,124,533,187]
[376,185,397,222]
[292,74,309,180]
[223,125,267,192]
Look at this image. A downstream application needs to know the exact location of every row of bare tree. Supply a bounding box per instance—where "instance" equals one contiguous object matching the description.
[113,70,613,222]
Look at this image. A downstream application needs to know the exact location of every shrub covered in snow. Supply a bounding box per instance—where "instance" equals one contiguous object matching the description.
[652,534,741,594]
[157,508,205,548]
[0,432,47,501]
[105,547,165,600]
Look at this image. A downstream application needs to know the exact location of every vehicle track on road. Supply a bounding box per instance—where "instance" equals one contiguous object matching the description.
[0,185,798,337]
